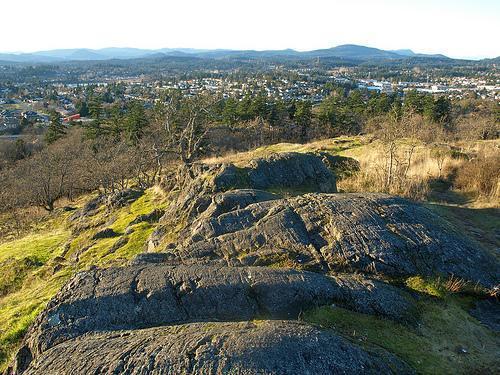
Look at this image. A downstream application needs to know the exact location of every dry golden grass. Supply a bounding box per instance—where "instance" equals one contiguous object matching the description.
[339,138,500,206]
[201,136,366,166]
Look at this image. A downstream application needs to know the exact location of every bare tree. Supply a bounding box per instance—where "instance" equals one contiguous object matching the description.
[153,91,219,166]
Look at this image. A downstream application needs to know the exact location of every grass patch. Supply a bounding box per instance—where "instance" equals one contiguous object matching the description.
[304,298,499,374]
[0,257,44,297]
[110,222,154,259]
[0,229,69,264]
[405,275,484,298]
[0,267,73,372]
[406,276,448,298]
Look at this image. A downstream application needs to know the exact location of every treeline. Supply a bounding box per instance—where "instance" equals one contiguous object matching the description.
[0,87,498,213]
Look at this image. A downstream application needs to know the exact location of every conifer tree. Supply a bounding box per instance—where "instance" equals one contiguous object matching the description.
[45,110,66,144]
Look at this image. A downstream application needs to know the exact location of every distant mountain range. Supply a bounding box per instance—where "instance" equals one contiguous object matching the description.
[0,44,491,63]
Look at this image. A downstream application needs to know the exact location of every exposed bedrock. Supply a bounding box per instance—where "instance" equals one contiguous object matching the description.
[20,264,414,364]
[176,191,499,288]
[158,152,338,224]
[7,151,498,375]
[23,321,413,375]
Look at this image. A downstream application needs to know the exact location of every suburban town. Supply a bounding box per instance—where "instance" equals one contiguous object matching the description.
[1,64,499,135]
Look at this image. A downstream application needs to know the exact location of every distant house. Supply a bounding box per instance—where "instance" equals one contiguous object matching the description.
[63,113,81,123]
[431,85,448,93]
[22,111,40,121]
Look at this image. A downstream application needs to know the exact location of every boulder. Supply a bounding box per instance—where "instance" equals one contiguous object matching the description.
[91,227,118,240]
[107,188,143,208]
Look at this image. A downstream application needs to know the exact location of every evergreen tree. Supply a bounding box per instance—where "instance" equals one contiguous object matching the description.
[222,97,239,125]
[76,100,90,117]
[295,101,312,142]
[125,101,148,143]
[45,110,66,144]
[432,96,452,125]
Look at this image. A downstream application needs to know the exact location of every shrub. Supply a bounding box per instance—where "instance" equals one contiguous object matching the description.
[453,155,500,198]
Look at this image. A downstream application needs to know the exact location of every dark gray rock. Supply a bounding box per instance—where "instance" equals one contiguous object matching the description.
[20,265,335,354]
[159,152,338,224]
[107,188,143,208]
[213,152,337,193]
[68,195,104,221]
[91,227,118,240]
[129,209,165,226]
[245,152,337,192]
[177,192,499,288]
[22,321,413,375]
[210,189,279,216]
[130,253,173,265]
[329,273,417,322]
[18,264,414,366]
[469,299,500,332]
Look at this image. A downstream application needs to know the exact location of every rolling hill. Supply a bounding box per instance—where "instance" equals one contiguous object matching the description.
[0,44,455,63]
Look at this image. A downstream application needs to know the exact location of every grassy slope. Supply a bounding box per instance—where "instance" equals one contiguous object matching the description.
[0,187,167,370]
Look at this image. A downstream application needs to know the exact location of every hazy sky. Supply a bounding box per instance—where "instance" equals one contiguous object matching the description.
[2,0,499,59]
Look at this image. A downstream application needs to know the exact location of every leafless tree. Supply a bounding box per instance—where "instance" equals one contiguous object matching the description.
[153,91,219,166]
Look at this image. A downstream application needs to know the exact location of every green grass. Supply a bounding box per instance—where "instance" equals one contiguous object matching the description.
[0,229,69,264]
[109,190,163,233]
[108,222,154,260]
[0,267,73,370]
[405,276,448,298]
[0,187,168,371]
[304,298,499,374]
[0,226,73,370]
[0,257,44,297]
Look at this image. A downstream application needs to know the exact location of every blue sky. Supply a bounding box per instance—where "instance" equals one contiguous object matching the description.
[2,0,499,59]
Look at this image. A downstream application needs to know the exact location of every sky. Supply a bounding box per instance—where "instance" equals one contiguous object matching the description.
[1,0,499,59]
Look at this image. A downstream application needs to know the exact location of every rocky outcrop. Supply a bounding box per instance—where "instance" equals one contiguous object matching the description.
[18,264,415,366]
[159,152,338,223]
[175,191,499,288]
[8,151,499,374]
[23,321,413,375]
